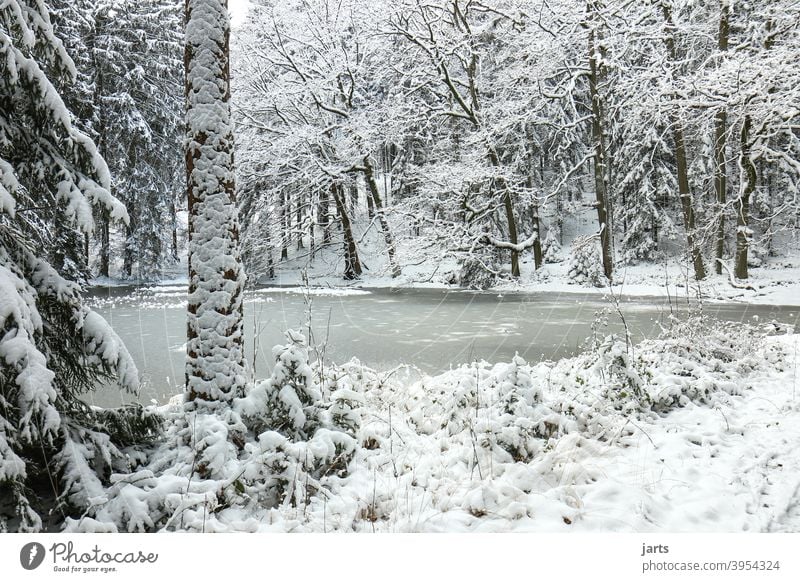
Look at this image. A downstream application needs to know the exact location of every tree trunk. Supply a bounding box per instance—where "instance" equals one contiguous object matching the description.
[296,192,304,250]
[502,191,520,277]
[122,217,136,278]
[487,148,521,277]
[673,125,706,281]
[185,0,246,403]
[661,2,706,281]
[763,161,773,256]
[587,5,613,281]
[366,186,375,219]
[99,212,110,277]
[171,200,179,261]
[735,116,756,280]
[319,186,331,244]
[280,190,288,260]
[348,183,357,214]
[530,204,543,269]
[362,156,401,278]
[524,127,543,270]
[713,1,729,274]
[332,183,362,280]
[84,232,90,269]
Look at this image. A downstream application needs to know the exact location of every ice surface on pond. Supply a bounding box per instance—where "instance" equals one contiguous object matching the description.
[83,285,799,408]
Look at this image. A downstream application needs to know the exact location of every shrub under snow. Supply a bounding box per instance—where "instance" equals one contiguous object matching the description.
[541,230,563,264]
[65,330,363,532]
[567,235,606,287]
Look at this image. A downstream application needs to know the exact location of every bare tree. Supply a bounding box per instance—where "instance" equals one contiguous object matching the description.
[587,0,613,280]
[713,1,730,274]
[659,0,706,281]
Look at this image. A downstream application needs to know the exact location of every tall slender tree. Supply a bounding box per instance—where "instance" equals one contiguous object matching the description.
[184,0,247,404]
[713,1,730,274]
[587,0,613,280]
[659,0,706,281]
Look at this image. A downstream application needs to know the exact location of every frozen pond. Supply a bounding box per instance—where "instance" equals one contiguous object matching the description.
[84,285,800,407]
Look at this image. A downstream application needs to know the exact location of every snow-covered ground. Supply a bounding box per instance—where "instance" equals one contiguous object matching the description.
[74,319,799,533]
[250,252,800,307]
[280,329,800,532]
[92,245,800,308]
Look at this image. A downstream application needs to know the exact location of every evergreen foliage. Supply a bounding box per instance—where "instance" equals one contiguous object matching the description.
[0,0,152,531]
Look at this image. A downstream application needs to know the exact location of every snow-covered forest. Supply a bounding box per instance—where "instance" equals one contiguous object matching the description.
[1,0,799,533]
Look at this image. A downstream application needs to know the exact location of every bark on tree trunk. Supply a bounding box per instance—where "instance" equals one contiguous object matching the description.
[735,116,756,280]
[332,183,362,280]
[587,6,613,281]
[362,157,401,278]
[713,1,729,274]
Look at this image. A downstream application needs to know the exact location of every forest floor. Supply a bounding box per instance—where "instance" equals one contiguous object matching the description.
[93,250,800,307]
[260,254,800,307]
[91,210,800,306]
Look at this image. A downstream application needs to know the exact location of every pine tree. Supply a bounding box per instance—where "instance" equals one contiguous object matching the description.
[0,0,151,531]
[91,0,183,279]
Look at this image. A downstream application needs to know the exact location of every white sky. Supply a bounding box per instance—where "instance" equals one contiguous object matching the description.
[229,0,250,28]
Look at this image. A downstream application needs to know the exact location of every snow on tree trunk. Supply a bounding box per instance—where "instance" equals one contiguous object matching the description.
[184,0,247,403]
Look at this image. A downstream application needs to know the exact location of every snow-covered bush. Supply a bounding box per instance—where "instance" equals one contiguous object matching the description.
[234,331,361,504]
[567,235,606,287]
[238,330,323,441]
[68,331,364,531]
[458,257,496,290]
[542,229,563,263]
[545,315,773,435]
[405,356,569,465]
